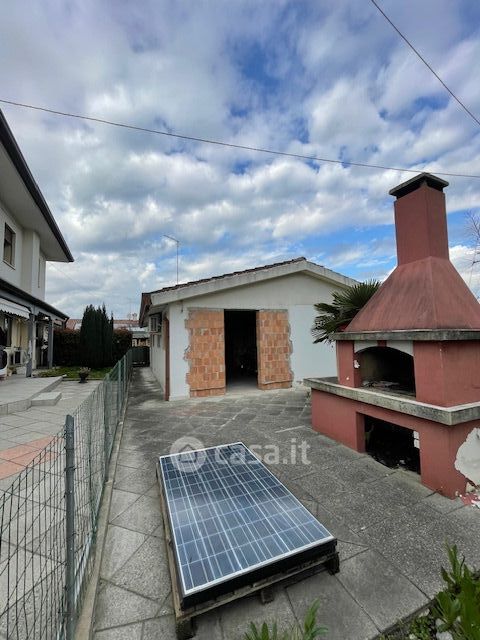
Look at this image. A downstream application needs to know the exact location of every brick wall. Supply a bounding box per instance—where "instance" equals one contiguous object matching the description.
[256,310,293,390]
[185,309,226,397]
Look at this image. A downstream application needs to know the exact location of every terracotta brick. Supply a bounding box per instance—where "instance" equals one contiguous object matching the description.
[185,309,226,397]
[256,310,292,389]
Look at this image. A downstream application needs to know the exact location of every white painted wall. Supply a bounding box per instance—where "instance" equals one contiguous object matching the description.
[149,314,166,390]
[0,201,46,299]
[168,303,189,399]
[149,272,347,400]
[0,200,23,289]
[455,428,480,486]
[288,305,337,382]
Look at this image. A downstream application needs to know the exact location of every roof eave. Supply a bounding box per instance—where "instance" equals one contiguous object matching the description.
[0,277,69,320]
[0,110,74,263]
[148,260,357,308]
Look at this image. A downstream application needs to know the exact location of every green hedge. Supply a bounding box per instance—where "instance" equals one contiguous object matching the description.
[113,330,132,362]
[53,329,80,366]
[53,328,132,367]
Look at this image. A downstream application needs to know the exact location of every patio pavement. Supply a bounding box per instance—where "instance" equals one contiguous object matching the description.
[0,374,63,415]
[92,368,480,640]
[0,379,101,490]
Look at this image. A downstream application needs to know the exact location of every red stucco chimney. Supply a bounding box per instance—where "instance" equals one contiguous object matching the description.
[346,172,480,331]
[389,173,450,265]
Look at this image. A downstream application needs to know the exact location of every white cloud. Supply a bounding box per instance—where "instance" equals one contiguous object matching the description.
[1,0,480,317]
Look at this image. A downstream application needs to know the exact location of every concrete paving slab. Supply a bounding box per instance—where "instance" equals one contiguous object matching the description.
[0,376,63,414]
[109,535,170,601]
[113,468,158,496]
[31,392,62,407]
[110,495,162,535]
[116,449,165,470]
[357,504,447,598]
[94,621,143,640]
[312,479,427,533]
[0,415,38,427]
[300,468,352,497]
[112,464,139,484]
[195,611,223,640]
[142,615,177,640]
[94,581,159,630]
[109,489,141,521]
[100,525,146,580]
[421,492,465,514]
[337,549,429,629]
[287,571,378,640]
[315,506,369,562]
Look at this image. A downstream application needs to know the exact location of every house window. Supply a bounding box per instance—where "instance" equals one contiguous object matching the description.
[3,224,15,267]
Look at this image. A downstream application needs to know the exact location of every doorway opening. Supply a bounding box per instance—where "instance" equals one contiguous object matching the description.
[364,416,420,474]
[224,310,258,391]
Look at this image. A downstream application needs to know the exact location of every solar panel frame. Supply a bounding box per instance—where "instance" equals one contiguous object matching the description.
[158,442,337,608]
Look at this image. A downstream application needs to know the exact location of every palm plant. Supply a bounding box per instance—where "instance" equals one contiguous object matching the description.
[311,280,380,343]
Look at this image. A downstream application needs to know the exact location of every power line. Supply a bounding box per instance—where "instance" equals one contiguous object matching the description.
[48,262,91,291]
[370,0,480,128]
[1,97,479,179]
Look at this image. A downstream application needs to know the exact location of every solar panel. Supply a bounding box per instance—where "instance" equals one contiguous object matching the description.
[158,442,336,608]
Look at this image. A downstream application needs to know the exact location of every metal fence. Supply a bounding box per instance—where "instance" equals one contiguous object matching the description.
[0,349,133,640]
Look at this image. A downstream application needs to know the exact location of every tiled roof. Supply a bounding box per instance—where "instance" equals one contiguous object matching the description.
[65,318,140,330]
[149,257,308,295]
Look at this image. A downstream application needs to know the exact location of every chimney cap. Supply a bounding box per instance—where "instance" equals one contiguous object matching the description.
[389,172,449,199]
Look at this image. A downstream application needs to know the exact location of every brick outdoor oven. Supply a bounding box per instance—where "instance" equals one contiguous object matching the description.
[305,173,480,498]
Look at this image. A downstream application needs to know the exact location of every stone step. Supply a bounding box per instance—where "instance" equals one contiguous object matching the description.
[31,391,62,407]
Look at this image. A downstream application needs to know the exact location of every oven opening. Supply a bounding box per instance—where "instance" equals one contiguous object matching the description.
[358,346,415,396]
[365,416,420,474]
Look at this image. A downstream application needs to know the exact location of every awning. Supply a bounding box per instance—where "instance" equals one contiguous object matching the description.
[0,297,30,319]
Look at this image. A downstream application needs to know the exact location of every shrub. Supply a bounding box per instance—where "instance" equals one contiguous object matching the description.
[244,601,326,640]
[53,329,80,366]
[434,545,480,640]
[113,329,132,362]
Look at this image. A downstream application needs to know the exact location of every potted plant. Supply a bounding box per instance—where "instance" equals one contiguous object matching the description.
[78,367,91,383]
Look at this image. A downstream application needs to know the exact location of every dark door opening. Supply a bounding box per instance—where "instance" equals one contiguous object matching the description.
[364,416,420,474]
[224,310,257,389]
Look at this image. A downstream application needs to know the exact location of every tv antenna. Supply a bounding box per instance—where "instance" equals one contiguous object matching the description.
[163,235,180,284]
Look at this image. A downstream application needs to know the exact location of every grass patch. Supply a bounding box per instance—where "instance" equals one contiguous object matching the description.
[37,366,111,380]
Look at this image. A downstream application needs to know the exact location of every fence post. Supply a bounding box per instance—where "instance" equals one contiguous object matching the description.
[117,360,122,419]
[104,376,110,481]
[65,414,76,640]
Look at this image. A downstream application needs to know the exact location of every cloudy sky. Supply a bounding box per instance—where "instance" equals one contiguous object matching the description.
[1,0,480,318]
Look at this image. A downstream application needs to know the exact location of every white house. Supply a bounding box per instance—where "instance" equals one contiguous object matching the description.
[0,109,73,376]
[140,257,356,400]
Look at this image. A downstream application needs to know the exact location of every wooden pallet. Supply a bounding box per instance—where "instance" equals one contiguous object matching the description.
[156,463,340,640]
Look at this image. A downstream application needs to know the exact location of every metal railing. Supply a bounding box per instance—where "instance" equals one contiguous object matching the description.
[0,349,133,639]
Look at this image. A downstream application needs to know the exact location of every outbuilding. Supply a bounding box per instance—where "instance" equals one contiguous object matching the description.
[140,257,355,400]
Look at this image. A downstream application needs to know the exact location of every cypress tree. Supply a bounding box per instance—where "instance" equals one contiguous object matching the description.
[79,304,115,368]
[80,304,96,368]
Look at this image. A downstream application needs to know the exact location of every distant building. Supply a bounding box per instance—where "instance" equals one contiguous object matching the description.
[66,316,149,346]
